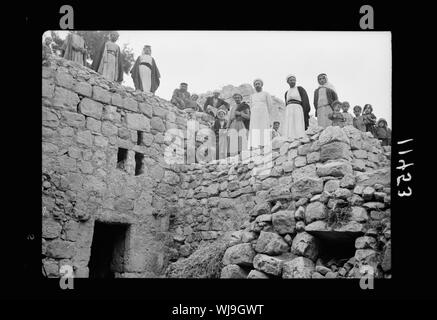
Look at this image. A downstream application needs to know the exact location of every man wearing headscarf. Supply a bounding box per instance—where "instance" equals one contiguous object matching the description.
[171,83,191,110]
[314,73,338,128]
[203,90,229,117]
[213,109,229,159]
[283,74,310,139]
[61,31,87,66]
[228,93,250,156]
[130,45,161,93]
[248,79,273,149]
[92,31,123,83]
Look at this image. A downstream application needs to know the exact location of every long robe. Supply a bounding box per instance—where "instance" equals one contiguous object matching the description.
[314,86,338,128]
[248,91,272,149]
[92,40,123,82]
[283,87,306,140]
[62,33,86,65]
[131,56,160,93]
[213,119,228,159]
[284,86,311,130]
[228,102,250,156]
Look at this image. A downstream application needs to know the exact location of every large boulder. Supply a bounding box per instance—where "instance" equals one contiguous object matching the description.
[272,210,296,235]
[221,264,249,278]
[355,168,390,187]
[247,269,270,279]
[305,201,327,224]
[282,257,315,278]
[316,161,353,177]
[318,126,350,145]
[290,177,323,199]
[253,254,284,276]
[320,142,352,161]
[250,202,271,217]
[254,231,289,255]
[291,232,319,261]
[222,243,256,267]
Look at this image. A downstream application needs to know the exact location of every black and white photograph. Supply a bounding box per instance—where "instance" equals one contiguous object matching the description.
[11,1,433,306]
[41,30,392,281]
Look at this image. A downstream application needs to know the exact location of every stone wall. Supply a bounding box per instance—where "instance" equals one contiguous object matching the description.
[42,56,391,279]
[41,56,216,278]
[166,125,391,276]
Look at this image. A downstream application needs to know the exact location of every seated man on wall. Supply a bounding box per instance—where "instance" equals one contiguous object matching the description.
[203,90,229,118]
[171,83,191,110]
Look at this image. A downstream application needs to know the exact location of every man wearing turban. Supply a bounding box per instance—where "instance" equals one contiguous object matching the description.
[314,73,338,128]
[130,45,161,93]
[92,31,124,83]
[247,79,273,149]
[283,74,310,139]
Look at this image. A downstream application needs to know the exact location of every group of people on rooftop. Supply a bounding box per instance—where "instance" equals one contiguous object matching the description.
[170,74,391,160]
[43,31,161,95]
[43,32,391,161]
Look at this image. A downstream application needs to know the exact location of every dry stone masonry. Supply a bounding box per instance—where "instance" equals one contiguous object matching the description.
[42,56,391,279]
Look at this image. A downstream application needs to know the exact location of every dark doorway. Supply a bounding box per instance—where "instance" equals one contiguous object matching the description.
[88,222,129,278]
[312,231,360,267]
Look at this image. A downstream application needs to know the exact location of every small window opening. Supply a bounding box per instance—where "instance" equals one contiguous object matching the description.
[135,152,144,176]
[117,148,128,171]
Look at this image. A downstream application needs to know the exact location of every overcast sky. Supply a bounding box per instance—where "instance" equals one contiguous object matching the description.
[47,31,391,126]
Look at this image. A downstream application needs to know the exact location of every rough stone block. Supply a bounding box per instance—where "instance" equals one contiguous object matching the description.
[253,254,283,276]
[78,98,103,119]
[52,86,80,111]
[316,161,353,177]
[73,81,92,97]
[305,201,327,224]
[222,243,256,266]
[126,113,150,131]
[220,264,248,278]
[254,231,289,255]
[320,142,351,161]
[291,232,318,261]
[92,85,112,104]
[282,257,315,278]
[123,97,139,112]
[290,177,323,199]
[62,111,85,128]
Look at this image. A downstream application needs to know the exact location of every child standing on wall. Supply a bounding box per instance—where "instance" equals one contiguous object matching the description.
[340,101,353,127]
[352,105,366,132]
[328,100,344,127]
[375,118,392,146]
[271,121,281,139]
[362,104,377,136]
[213,109,228,160]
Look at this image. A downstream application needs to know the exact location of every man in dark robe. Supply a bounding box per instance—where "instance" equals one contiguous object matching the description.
[61,31,87,66]
[130,45,161,93]
[91,31,123,83]
[283,77,311,130]
[203,90,230,117]
[171,83,191,110]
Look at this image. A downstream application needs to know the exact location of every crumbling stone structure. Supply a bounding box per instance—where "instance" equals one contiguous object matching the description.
[42,56,391,279]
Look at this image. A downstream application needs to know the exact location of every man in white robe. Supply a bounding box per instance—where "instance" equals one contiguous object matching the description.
[247,79,273,150]
[131,45,161,93]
